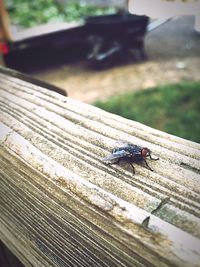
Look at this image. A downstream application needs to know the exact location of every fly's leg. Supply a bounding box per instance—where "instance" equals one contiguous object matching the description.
[130,163,135,174]
[143,159,154,171]
[149,152,159,161]
[150,156,159,160]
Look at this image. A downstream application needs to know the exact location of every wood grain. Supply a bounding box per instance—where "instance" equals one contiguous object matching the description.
[0,66,200,267]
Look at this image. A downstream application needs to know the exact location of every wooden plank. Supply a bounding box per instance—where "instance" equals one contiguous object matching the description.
[0,66,200,267]
[0,0,12,41]
[0,67,67,96]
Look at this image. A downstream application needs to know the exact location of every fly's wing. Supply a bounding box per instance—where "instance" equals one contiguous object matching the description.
[114,140,130,148]
[114,140,141,155]
[102,149,131,164]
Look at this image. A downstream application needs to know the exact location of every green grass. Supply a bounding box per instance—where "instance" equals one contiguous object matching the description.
[94,81,200,143]
[5,0,117,28]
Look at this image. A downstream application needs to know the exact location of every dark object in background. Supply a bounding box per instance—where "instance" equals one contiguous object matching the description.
[85,14,149,69]
[1,23,89,72]
[102,140,159,174]
[1,14,148,71]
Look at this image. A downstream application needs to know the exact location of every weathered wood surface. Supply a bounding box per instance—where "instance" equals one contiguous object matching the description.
[0,66,200,267]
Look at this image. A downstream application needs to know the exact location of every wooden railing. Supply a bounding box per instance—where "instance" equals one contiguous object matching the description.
[0,66,200,267]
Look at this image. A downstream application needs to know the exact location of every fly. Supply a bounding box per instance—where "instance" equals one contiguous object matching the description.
[102,141,159,174]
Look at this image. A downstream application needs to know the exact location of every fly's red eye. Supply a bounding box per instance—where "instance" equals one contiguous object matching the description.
[141,148,148,157]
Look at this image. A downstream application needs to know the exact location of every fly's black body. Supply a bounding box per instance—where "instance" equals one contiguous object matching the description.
[102,141,159,174]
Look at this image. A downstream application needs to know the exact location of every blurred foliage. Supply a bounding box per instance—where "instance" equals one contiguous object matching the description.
[94,81,200,143]
[5,0,117,28]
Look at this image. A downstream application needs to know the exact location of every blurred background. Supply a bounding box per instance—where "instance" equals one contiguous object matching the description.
[0,0,200,143]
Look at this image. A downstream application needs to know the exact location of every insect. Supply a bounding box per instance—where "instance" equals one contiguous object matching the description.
[102,141,159,174]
